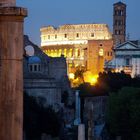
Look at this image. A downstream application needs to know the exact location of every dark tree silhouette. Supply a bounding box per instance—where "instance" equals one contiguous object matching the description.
[23,92,60,140]
[107,87,140,140]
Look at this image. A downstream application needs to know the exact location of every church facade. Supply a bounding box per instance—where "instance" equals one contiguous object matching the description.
[105,41,140,77]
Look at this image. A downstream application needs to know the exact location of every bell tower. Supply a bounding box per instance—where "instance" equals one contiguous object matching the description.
[113,1,126,46]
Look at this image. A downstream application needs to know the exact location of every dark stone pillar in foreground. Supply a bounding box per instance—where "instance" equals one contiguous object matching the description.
[0,0,27,140]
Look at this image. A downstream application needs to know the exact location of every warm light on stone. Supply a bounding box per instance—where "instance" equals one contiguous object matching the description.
[99,48,104,56]
[40,24,112,46]
[69,73,75,79]
[41,23,113,78]
[83,71,98,85]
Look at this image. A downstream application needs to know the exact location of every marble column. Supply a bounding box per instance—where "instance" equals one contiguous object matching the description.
[78,124,85,140]
[74,90,81,125]
[0,0,27,140]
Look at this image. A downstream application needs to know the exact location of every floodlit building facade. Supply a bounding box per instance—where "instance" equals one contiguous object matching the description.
[105,41,140,77]
[40,24,113,76]
[23,35,73,108]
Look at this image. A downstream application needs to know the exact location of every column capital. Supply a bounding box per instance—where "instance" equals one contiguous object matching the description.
[0,7,27,17]
[0,0,16,7]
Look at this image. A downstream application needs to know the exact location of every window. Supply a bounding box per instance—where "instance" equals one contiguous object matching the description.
[115,20,118,25]
[118,10,121,16]
[99,48,104,56]
[115,10,123,16]
[48,35,50,39]
[118,20,121,25]
[34,65,37,71]
[29,64,41,72]
[120,10,123,16]
[43,36,46,41]
[118,30,121,35]
[115,30,122,35]
[126,58,130,66]
[120,30,123,35]
[115,10,117,15]
[30,65,33,72]
[107,52,110,56]
[76,33,79,38]
[120,20,123,25]
[91,33,94,37]
[25,45,34,56]
[38,65,41,71]
[64,34,67,38]
[115,20,122,25]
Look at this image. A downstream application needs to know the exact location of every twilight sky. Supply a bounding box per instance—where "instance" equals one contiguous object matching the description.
[16,0,140,46]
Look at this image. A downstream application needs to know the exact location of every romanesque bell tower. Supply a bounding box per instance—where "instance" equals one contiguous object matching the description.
[113,1,126,46]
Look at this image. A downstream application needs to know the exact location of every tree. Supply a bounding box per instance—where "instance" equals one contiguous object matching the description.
[97,71,132,92]
[107,87,140,140]
[24,92,60,140]
[74,69,85,82]
[61,90,69,106]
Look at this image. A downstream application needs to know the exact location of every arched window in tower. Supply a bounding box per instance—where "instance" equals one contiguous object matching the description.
[115,10,117,15]
[120,20,123,25]
[118,10,121,16]
[120,10,123,16]
[115,20,118,25]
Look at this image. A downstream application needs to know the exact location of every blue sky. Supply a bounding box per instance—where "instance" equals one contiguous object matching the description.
[16,0,140,46]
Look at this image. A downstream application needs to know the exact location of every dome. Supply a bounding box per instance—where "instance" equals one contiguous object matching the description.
[28,56,41,64]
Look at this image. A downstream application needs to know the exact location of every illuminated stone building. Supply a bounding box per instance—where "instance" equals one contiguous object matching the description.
[87,40,113,75]
[40,24,113,76]
[105,40,140,77]
[23,35,73,108]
